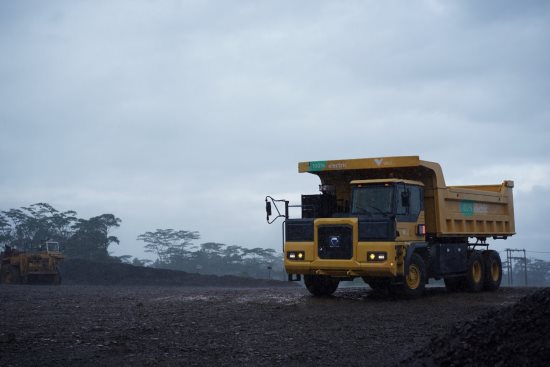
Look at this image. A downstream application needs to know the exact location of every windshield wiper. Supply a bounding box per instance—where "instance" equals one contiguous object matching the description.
[355,204,387,216]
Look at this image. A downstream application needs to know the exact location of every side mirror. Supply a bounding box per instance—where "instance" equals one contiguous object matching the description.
[266,201,272,220]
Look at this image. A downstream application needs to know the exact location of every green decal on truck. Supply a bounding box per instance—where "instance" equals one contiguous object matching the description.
[460,200,474,217]
[308,161,327,171]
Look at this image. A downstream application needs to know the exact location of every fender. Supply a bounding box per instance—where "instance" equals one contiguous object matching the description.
[404,242,429,276]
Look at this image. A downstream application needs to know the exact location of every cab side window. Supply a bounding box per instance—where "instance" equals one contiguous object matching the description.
[396,184,408,216]
[409,186,423,217]
[396,185,423,221]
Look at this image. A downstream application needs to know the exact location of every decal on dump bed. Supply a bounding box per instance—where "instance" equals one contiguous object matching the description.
[308,161,327,171]
[460,200,474,217]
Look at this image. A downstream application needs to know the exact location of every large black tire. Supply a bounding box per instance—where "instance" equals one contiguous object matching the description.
[363,277,392,291]
[304,275,340,297]
[444,276,465,292]
[465,251,485,292]
[393,253,426,298]
[482,250,502,291]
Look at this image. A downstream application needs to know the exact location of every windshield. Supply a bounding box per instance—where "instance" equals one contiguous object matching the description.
[351,185,394,216]
[46,242,60,252]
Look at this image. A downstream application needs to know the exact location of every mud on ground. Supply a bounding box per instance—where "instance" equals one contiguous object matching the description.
[59,259,294,287]
[0,285,538,366]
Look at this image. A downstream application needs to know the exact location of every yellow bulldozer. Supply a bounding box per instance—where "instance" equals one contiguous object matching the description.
[0,241,63,285]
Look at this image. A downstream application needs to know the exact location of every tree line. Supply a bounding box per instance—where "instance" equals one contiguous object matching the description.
[0,203,120,261]
[6,203,546,284]
[135,229,284,279]
[0,203,284,280]
[504,257,550,286]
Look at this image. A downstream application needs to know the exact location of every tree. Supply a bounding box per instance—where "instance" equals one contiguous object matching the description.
[1,203,121,262]
[525,258,550,286]
[137,229,285,279]
[242,247,277,264]
[2,208,35,249]
[66,214,121,261]
[221,245,244,265]
[0,213,12,249]
[200,242,224,256]
[1,203,77,250]
[137,229,200,266]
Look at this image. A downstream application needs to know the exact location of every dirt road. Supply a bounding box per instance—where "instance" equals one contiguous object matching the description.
[0,285,536,366]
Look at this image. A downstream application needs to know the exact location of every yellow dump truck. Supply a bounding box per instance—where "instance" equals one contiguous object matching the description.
[0,241,63,285]
[265,156,515,297]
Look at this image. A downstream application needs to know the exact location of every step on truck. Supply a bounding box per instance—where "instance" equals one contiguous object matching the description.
[265,156,515,297]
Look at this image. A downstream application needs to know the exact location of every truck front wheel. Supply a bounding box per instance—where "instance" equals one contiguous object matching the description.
[465,251,485,292]
[393,253,426,298]
[304,275,340,297]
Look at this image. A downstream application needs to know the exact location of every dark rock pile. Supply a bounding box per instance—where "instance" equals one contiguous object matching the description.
[401,288,550,366]
[59,258,294,287]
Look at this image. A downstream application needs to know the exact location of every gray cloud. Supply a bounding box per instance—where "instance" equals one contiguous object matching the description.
[1,1,549,259]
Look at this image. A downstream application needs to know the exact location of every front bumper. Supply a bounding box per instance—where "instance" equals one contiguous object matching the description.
[284,241,403,277]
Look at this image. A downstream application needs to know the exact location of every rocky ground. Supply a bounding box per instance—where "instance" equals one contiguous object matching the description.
[401,287,550,366]
[0,282,542,366]
[58,259,293,287]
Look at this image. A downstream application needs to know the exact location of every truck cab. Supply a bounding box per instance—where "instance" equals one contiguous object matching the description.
[351,179,425,242]
[284,179,425,293]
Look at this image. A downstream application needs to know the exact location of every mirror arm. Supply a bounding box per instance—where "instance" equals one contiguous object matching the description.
[265,196,289,224]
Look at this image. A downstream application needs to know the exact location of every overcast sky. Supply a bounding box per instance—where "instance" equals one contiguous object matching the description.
[1,0,549,261]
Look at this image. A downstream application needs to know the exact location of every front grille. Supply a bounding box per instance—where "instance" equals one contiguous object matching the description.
[318,225,353,259]
[286,219,314,242]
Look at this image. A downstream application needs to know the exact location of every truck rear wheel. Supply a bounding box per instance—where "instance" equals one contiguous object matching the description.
[482,251,502,291]
[304,275,340,297]
[465,251,484,292]
[393,253,426,298]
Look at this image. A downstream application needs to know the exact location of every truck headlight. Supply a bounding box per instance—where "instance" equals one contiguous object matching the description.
[367,252,387,262]
[287,251,305,260]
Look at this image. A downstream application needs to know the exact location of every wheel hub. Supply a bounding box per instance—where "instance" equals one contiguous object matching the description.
[472,261,482,283]
[406,265,420,289]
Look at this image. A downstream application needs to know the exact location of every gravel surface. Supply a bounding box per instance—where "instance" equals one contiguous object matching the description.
[59,259,294,287]
[0,285,537,366]
[401,287,550,366]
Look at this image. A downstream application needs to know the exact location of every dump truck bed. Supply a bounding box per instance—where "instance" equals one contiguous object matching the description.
[433,183,514,238]
[299,155,515,239]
